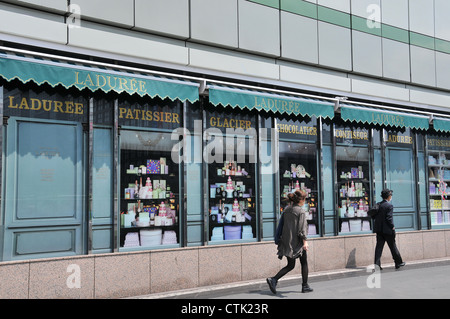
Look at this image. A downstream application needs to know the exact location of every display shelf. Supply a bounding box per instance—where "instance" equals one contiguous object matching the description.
[336,149,372,233]
[428,150,450,226]
[279,159,318,235]
[119,149,180,248]
[208,160,256,241]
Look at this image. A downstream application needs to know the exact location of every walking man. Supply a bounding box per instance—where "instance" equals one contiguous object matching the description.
[373,189,405,270]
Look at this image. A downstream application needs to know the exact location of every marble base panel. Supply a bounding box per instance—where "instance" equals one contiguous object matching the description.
[1,229,450,298]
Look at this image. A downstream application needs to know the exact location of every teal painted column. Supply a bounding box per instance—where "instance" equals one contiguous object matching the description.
[322,145,335,235]
[259,121,277,241]
[91,127,114,253]
[184,102,204,246]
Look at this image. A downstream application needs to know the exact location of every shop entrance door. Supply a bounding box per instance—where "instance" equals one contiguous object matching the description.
[385,147,417,231]
[2,118,84,260]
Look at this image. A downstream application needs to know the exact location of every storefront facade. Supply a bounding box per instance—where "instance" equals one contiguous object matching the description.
[1,0,450,298]
[1,49,450,263]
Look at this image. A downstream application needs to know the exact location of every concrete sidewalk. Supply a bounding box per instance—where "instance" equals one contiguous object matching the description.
[130,257,450,299]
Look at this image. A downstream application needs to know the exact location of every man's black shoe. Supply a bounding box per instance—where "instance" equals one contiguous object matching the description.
[395,262,406,269]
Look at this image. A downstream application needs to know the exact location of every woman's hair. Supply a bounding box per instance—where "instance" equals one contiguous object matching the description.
[287,189,307,204]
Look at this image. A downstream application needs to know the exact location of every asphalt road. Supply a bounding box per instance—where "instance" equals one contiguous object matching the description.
[213,262,450,299]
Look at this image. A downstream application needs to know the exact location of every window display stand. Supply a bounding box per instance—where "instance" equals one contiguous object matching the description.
[120,150,179,248]
[428,150,450,226]
[337,162,371,233]
[208,160,256,242]
[280,164,318,235]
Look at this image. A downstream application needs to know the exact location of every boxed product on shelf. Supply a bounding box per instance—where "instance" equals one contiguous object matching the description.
[211,227,224,241]
[123,232,140,247]
[162,230,177,245]
[121,212,135,227]
[341,222,350,233]
[444,170,450,180]
[444,200,450,209]
[362,220,371,231]
[147,159,161,174]
[308,224,317,235]
[430,199,442,209]
[429,155,437,165]
[439,153,448,165]
[242,225,253,239]
[140,229,162,246]
[351,168,359,179]
[340,166,364,179]
[429,182,436,194]
[349,219,361,232]
[445,211,450,224]
[224,225,241,240]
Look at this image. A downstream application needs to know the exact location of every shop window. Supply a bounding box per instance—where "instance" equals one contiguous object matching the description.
[277,118,319,236]
[427,135,450,227]
[335,125,372,234]
[206,108,257,242]
[118,97,182,249]
[279,142,318,235]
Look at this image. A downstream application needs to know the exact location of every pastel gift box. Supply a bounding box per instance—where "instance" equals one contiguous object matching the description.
[242,225,253,239]
[147,159,161,174]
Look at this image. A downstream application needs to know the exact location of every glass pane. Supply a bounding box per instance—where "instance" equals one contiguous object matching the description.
[119,130,180,249]
[279,141,319,236]
[427,135,450,227]
[336,146,372,234]
[206,109,257,243]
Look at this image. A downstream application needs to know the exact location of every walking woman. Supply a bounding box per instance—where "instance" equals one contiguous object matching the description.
[267,189,313,294]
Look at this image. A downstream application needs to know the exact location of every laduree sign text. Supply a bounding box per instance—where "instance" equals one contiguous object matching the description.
[7,96,85,115]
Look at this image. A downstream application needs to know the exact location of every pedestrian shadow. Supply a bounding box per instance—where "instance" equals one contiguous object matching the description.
[346,248,357,268]
[246,288,300,298]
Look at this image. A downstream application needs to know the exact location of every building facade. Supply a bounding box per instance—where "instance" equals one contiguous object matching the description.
[1,0,450,298]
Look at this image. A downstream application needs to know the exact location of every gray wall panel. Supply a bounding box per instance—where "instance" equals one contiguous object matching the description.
[134,0,189,39]
[317,0,350,13]
[238,0,280,57]
[318,22,352,71]
[75,0,134,28]
[190,0,238,49]
[381,0,409,29]
[410,46,436,87]
[409,0,435,37]
[281,11,318,64]
[352,31,382,77]
[436,52,450,90]
[382,38,410,82]
[1,0,67,13]
[435,0,450,41]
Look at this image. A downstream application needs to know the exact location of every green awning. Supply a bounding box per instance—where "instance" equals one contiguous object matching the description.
[433,118,450,133]
[209,85,335,119]
[0,53,199,103]
[341,104,429,130]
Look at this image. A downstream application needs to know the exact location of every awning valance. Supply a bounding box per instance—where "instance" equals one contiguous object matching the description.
[340,104,430,130]
[433,118,450,133]
[208,85,335,119]
[0,53,199,103]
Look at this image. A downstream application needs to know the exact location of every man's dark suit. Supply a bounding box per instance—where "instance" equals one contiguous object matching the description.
[373,199,403,267]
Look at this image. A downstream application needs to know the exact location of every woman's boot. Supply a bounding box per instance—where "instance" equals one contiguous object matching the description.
[302,283,313,293]
[266,277,277,294]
